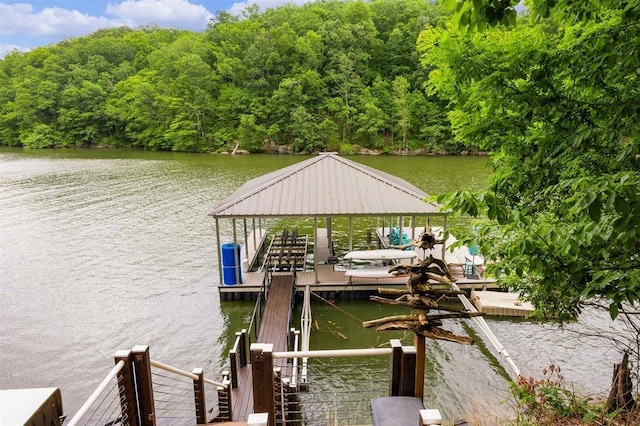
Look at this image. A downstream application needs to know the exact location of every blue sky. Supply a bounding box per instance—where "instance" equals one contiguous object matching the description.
[0,0,309,57]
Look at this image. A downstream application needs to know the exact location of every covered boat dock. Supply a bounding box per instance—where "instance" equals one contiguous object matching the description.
[209,152,495,300]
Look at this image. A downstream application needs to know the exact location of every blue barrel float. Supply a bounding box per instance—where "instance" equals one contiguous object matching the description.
[221,243,242,285]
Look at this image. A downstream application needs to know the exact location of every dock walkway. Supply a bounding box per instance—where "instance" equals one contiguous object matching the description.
[231,274,294,422]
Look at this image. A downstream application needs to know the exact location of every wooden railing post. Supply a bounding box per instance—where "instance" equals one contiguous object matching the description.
[251,343,275,426]
[273,367,282,424]
[389,339,402,396]
[231,329,249,389]
[230,332,241,389]
[215,374,232,422]
[288,328,297,352]
[132,345,156,426]
[400,345,417,397]
[239,329,248,367]
[282,377,301,426]
[114,350,140,426]
[192,368,206,425]
[414,334,425,400]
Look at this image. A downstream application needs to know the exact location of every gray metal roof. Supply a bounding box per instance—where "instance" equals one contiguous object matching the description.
[209,152,445,218]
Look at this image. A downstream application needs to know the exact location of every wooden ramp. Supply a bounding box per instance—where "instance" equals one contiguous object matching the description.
[231,274,294,422]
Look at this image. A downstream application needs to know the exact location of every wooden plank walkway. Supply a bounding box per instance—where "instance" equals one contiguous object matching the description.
[231,274,294,422]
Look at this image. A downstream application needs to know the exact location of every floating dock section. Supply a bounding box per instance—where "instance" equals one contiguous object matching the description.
[471,290,534,317]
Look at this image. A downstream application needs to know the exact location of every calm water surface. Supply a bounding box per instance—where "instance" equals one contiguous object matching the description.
[0,149,621,421]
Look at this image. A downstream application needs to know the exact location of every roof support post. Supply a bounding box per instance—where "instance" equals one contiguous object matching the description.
[253,219,257,251]
[232,218,241,285]
[348,217,353,252]
[314,217,318,283]
[410,216,416,264]
[441,215,447,261]
[216,218,223,286]
[244,219,249,260]
[409,216,416,240]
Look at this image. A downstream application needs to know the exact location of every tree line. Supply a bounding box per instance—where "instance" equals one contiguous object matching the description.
[0,0,463,154]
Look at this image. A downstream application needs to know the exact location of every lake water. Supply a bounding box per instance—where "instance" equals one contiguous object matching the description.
[0,148,623,422]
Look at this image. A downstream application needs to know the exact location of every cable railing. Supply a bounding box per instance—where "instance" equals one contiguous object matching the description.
[66,345,231,426]
[276,351,392,425]
[66,361,126,426]
[249,342,419,426]
[150,359,229,425]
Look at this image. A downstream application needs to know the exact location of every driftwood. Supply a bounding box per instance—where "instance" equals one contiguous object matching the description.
[369,295,471,314]
[375,321,474,345]
[365,256,478,345]
[362,311,484,328]
[376,288,465,296]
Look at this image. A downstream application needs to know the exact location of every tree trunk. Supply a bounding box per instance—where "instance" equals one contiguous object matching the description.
[606,352,635,413]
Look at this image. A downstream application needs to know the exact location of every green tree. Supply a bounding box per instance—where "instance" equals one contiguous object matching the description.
[237,114,266,153]
[423,2,640,321]
[392,76,410,155]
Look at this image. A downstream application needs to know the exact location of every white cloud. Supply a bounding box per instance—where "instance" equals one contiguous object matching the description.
[0,43,29,58]
[0,3,120,37]
[106,0,213,30]
[227,0,310,17]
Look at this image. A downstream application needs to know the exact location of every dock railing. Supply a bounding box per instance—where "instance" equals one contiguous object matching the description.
[66,345,231,426]
[250,339,418,426]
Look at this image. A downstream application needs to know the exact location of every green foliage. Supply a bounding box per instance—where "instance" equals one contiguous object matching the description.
[21,123,59,149]
[339,143,356,155]
[510,364,597,424]
[0,0,456,153]
[426,2,640,321]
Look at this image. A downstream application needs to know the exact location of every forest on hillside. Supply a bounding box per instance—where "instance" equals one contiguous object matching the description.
[0,0,461,154]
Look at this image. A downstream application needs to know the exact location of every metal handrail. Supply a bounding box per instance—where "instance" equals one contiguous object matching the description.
[151,359,228,388]
[291,331,300,386]
[451,282,521,379]
[273,348,393,359]
[247,268,270,342]
[66,360,125,426]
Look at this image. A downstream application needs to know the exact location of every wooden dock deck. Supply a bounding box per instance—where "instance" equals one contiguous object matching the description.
[219,227,497,300]
[231,274,294,422]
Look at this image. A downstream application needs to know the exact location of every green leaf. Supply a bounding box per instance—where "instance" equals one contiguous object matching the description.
[588,198,601,222]
[614,196,630,215]
[610,303,619,320]
[442,0,458,10]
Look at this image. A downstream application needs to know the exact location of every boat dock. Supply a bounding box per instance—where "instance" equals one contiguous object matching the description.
[218,227,497,301]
